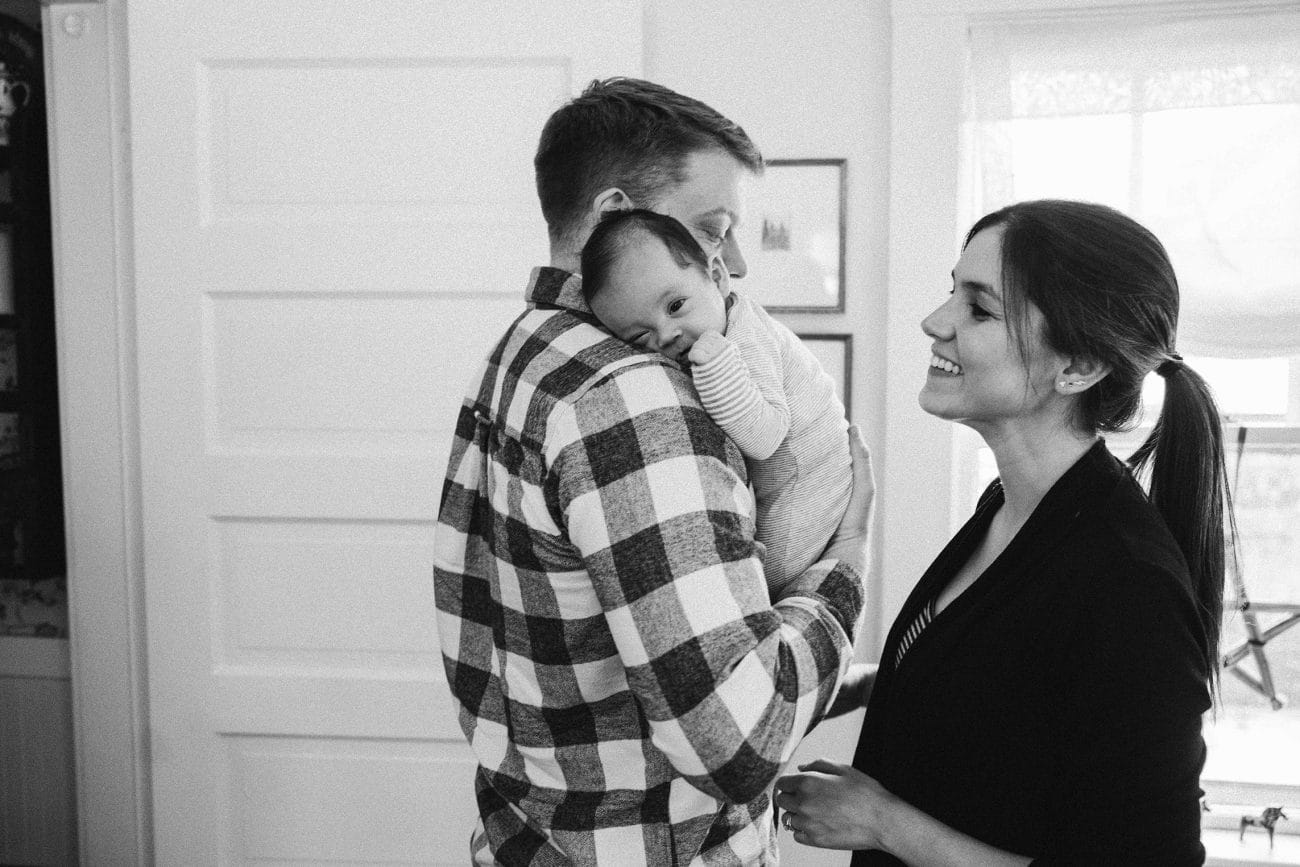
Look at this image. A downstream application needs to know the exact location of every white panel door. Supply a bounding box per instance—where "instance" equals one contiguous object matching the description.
[127,3,641,862]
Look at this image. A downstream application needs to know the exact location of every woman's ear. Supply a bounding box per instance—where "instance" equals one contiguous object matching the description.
[708,254,731,298]
[1055,356,1112,395]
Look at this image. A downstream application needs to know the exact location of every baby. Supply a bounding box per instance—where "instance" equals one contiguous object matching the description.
[581,208,852,596]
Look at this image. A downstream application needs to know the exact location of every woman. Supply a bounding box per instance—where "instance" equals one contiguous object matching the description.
[775,200,1232,865]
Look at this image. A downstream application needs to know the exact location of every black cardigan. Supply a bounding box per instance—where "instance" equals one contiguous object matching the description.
[852,441,1210,866]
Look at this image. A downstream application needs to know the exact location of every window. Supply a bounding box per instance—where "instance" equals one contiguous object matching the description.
[960,4,1300,837]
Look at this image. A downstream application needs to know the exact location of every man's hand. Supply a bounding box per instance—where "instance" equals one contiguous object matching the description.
[822,425,874,576]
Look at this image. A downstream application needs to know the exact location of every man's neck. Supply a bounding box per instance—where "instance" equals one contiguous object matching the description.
[550,248,581,274]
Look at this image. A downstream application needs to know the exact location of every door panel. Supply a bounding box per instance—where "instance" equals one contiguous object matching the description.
[128,3,641,861]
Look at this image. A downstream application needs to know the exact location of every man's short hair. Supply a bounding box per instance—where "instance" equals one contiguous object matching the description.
[535,77,763,250]
[580,209,709,307]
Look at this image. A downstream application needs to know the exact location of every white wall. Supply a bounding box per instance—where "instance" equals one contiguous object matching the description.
[646,9,896,864]
[881,0,971,624]
[646,0,894,652]
[644,0,957,648]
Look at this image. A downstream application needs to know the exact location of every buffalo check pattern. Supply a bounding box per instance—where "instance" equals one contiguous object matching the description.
[434,267,865,866]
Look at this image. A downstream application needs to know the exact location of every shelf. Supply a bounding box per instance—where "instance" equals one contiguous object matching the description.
[0,634,68,679]
[1206,828,1300,866]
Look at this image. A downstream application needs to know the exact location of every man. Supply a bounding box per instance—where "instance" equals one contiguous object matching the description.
[434,77,872,865]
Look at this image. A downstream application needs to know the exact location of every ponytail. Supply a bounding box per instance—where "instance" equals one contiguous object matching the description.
[1127,356,1236,693]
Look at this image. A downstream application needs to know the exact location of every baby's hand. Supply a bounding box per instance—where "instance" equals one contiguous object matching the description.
[688,330,728,365]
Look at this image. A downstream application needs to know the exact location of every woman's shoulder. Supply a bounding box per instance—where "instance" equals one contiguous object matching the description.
[1099,470,1188,577]
[1050,470,1203,637]
[1051,483,1212,701]
[1023,448,1191,599]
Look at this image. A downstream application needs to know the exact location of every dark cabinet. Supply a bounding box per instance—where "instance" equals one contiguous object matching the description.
[0,12,64,592]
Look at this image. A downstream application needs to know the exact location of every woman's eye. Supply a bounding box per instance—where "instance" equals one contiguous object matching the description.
[969,303,991,320]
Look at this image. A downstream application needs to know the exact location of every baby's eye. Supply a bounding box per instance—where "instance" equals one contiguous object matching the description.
[668,299,685,314]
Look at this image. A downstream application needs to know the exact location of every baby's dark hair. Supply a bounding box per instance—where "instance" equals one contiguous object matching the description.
[581,209,709,307]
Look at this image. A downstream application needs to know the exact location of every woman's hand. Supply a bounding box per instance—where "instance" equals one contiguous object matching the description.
[822,425,875,576]
[825,663,878,718]
[775,760,1035,866]
[774,759,897,850]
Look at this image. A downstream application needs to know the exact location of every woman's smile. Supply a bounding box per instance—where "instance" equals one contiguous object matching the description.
[929,354,963,376]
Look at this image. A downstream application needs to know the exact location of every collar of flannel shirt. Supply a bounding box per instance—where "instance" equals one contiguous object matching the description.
[526,266,590,316]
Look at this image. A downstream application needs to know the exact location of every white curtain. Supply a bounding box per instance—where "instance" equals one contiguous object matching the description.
[963,8,1300,359]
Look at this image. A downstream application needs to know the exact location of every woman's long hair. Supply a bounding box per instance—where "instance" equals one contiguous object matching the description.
[966,199,1235,691]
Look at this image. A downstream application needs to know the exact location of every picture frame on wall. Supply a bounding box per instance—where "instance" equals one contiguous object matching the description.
[739,158,846,312]
[797,333,852,419]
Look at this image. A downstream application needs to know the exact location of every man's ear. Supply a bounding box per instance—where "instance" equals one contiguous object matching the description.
[592,187,634,218]
[1055,356,1112,395]
[708,254,730,298]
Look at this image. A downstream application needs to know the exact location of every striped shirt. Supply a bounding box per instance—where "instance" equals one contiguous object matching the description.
[893,597,936,670]
[434,267,866,866]
[690,292,852,595]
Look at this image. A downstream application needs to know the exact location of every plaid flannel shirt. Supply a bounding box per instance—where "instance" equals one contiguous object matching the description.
[434,267,866,866]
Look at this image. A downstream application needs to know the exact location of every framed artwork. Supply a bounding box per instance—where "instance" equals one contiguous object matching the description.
[739,158,846,312]
[797,333,852,419]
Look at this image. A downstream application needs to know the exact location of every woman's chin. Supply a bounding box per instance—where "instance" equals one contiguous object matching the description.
[918,389,956,420]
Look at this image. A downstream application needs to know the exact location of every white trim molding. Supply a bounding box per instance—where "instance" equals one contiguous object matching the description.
[43,1,150,864]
